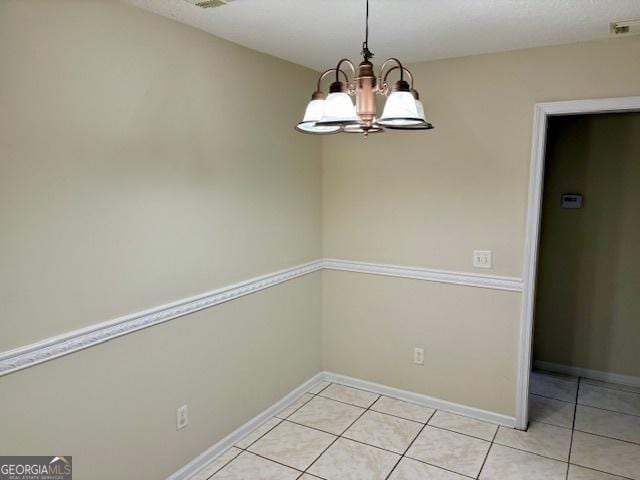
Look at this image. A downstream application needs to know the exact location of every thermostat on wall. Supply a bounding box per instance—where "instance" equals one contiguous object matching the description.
[561,193,582,209]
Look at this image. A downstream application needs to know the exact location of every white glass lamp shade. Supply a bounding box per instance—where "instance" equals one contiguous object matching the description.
[296,99,340,134]
[416,99,426,121]
[377,91,424,126]
[303,99,324,122]
[316,92,358,126]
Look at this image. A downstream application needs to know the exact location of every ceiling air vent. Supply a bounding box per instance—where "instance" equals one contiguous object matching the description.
[610,19,640,36]
[184,0,234,9]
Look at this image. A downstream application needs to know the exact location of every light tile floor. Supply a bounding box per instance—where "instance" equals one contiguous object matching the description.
[192,372,640,480]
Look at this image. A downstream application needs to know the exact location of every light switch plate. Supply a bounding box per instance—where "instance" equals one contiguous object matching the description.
[473,250,492,269]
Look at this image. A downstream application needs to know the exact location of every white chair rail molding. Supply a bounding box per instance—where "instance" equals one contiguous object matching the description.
[0,258,523,377]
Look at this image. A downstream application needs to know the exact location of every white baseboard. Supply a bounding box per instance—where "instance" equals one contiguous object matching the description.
[169,371,516,479]
[166,372,325,480]
[324,372,516,428]
[534,360,640,388]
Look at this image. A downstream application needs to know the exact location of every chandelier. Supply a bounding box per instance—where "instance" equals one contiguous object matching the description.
[296,0,433,136]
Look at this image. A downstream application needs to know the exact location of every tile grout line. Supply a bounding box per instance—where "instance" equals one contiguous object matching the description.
[237,418,284,450]
[215,381,514,479]
[275,394,316,420]
[213,377,636,480]
[242,379,394,476]
[318,381,531,426]
[565,376,581,480]
[522,410,640,440]
[328,430,413,457]
[321,385,503,440]
[488,442,573,465]
[207,381,334,480]
[532,374,640,417]
[320,381,382,396]
[215,379,575,479]
[578,380,640,395]
[427,422,502,442]
[218,443,310,478]
[239,449,307,476]
[301,386,382,476]
[533,390,640,419]
[572,428,640,447]
[529,392,577,405]
[243,381,332,448]
[567,463,636,480]
[409,461,477,480]
[369,407,433,425]
[316,394,381,409]
[342,397,484,478]
[301,376,636,480]
[371,404,435,425]
[205,421,287,479]
[575,402,640,419]
[214,378,494,478]
[234,381,336,480]
[271,382,339,480]
[283,418,344,437]
[326,387,481,479]
[383,408,437,480]
[532,419,573,430]
[202,448,242,480]
[475,421,499,479]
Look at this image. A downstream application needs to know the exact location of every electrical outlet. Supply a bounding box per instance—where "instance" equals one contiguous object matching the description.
[473,250,492,269]
[177,404,189,430]
[413,347,424,365]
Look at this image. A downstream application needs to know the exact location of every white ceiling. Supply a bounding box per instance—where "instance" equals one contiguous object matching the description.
[125,0,640,71]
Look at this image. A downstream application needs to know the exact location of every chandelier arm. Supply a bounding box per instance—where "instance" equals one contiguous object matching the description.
[382,66,414,89]
[378,57,406,88]
[316,68,350,92]
[334,58,356,83]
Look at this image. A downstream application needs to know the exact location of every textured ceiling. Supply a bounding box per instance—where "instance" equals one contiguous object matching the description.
[125,0,640,71]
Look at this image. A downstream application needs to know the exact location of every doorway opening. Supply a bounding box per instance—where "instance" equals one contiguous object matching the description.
[516,97,640,430]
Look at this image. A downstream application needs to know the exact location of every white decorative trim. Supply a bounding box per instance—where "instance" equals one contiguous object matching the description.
[517,96,640,430]
[0,260,323,377]
[324,372,516,428]
[168,372,326,480]
[532,97,640,116]
[534,361,640,388]
[1,257,525,377]
[324,258,523,292]
[171,370,515,479]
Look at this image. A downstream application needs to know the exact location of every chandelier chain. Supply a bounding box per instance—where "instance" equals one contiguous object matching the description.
[365,0,369,46]
[362,0,374,61]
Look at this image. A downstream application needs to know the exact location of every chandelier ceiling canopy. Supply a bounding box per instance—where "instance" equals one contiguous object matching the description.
[296,0,433,137]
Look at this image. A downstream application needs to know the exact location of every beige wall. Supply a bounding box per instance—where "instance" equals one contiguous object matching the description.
[0,0,322,351]
[322,270,522,415]
[0,1,321,478]
[322,36,640,416]
[534,113,640,377]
